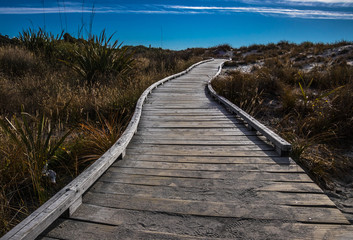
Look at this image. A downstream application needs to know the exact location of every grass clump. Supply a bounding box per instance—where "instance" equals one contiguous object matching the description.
[0,111,72,204]
[65,30,134,85]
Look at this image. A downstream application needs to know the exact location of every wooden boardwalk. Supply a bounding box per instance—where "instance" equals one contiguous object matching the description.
[40,60,353,239]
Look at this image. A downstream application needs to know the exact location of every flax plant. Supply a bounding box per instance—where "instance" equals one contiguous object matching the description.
[0,111,72,204]
[65,30,134,85]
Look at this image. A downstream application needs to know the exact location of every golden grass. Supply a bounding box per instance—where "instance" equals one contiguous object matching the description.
[213,41,353,190]
[0,31,204,236]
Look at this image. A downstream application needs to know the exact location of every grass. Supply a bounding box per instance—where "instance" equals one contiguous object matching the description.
[213,40,353,191]
[0,111,72,204]
[0,29,208,236]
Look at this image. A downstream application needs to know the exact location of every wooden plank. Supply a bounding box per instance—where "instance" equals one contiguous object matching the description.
[44,219,212,240]
[83,192,349,224]
[121,154,297,165]
[139,115,237,120]
[141,109,229,114]
[38,237,61,240]
[142,104,221,109]
[132,134,267,142]
[127,143,274,151]
[126,144,276,157]
[114,160,304,172]
[141,111,234,116]
[126,150,278,157]
[131,139,268,146]
[134,133,259,139]
[138,121,245,128]
[100,172,322,193]
[107,167,313,182]
[135,128,257,136]
[136,127,252,132]
[90,181,334,207]
[68,204,353,240]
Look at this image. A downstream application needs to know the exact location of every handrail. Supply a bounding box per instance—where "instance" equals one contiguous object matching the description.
[207,60,291,157]
[1,58,214,240]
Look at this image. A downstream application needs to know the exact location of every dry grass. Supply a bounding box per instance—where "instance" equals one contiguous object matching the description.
[0,30,205,236]
[213,41,353,191]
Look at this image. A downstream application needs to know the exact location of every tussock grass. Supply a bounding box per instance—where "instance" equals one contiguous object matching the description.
[213,41,353,191]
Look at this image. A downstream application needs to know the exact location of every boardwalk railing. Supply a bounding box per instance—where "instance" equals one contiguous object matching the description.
[1,59,213,240]
[207,60,291,156]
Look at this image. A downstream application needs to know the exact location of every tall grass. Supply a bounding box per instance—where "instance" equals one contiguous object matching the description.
[0,29,206,236]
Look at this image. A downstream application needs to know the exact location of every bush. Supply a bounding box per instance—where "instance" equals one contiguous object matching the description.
[65,30,134,85]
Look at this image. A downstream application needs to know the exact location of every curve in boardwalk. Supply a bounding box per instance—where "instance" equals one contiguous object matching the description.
[41,59,352,239]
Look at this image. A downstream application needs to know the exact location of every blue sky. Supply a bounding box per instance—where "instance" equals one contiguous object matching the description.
[0,0,353,49]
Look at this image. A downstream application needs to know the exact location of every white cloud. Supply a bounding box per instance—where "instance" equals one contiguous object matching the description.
[0,7,90,14]
[0,3,352,20]
[235,0,353,6]
[0,6,202,15]
[166,5,353,19]
[286,0,353,3]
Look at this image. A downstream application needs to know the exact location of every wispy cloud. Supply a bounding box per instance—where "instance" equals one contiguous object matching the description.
[0,7,90,14]
[285,0,353,3]
[166,5,353,19]
[0,3,352,20]
[237,0,353,6]
[0,4,201,15]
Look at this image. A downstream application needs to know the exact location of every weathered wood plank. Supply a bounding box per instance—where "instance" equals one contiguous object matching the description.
[130,138,266,146]
[90,181,334,207]
[119,154,297,164]
[83,192,349,224]
[65,204,353,240]
[108,167,312,182]
[132,134,268,142]
[100,172,322,193]
[139,115,237,121]
[44,219,213,240]
[114,160,304,172]
[126,144,277,157]
[135,128,257,136]
[127,143,274,151]
[138,121,245,128]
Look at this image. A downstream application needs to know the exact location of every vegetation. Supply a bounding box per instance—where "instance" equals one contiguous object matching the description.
[2,28,351,236]
[0,29,209,236]
[213,41,353,190]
